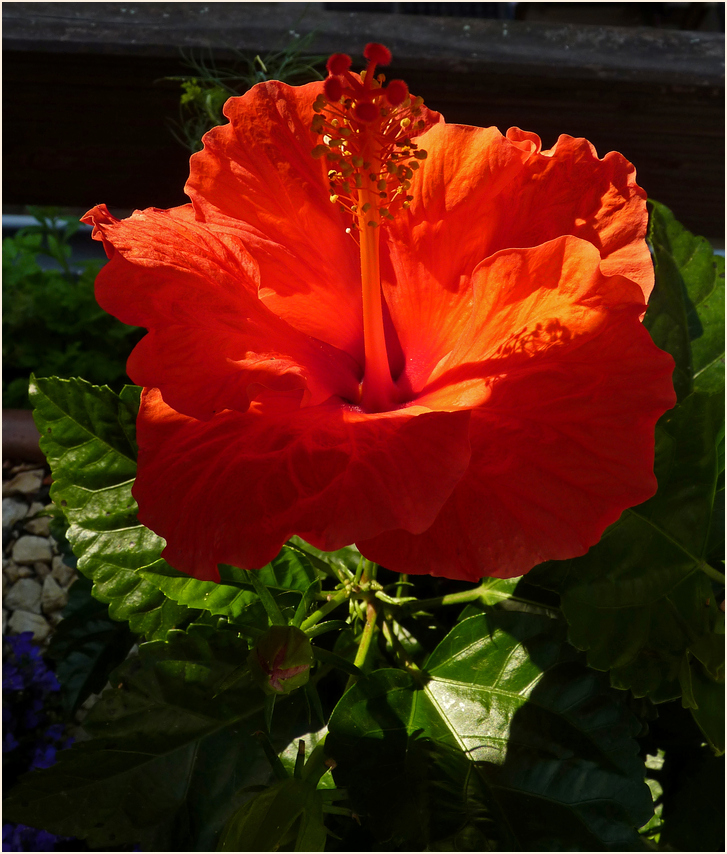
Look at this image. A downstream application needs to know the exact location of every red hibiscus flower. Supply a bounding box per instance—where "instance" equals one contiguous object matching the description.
[83,44,675,583]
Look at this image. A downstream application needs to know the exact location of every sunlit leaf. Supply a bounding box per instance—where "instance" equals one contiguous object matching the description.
[138,545,319,622]
[646,200,725,400]
[328,612,652,850]
[29,376,191,638]
[647,199,725,396]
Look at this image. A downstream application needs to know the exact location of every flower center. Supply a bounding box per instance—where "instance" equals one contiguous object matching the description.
[311,43,428,412]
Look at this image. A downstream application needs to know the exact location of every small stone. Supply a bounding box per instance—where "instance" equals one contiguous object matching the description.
[2,498,28,528]
[4,577,42,613]
[34,561,51,580]
[12,535,53,565]
[2,470,44,498]
[3,561,33,583]
[51,556,77,588]
[8,610,51,642]
[24,505,51,537]
[42,575,68,614]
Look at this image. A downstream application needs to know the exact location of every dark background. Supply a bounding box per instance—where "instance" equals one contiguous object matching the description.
[3,1,724,239]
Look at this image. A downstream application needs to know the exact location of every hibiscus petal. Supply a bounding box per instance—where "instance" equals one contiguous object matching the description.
[83,203,361,420]
[381,123,533,392]
[359,283,676,580]
[416,236,648,410]
[498,129,654,298]
[133,389,472,580]
[185,81,365,361]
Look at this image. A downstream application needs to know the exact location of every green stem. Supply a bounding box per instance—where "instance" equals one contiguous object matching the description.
[300,586,351,632]
[246,570,287,626]
[404,584,490,613]
[344,598,379,691]
[698,561,725,585]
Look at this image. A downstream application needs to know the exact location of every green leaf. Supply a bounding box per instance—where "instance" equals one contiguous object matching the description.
[647,201,725,393]
[646,200,725,399]
[327,612,652,851]
[217,777,326,852]
[689,660,725,755]
[138,545,319,621]
[46,575,136,714]
[29,376,191,638]
[3,625,263,848]
[530,390,724,702]
[289,535,362,576]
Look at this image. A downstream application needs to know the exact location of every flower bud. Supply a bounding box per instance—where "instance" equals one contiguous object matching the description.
[247,626,314,695]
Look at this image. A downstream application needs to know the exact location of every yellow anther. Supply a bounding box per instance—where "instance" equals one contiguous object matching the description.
[400,118,411,129]
[330,194,339,203]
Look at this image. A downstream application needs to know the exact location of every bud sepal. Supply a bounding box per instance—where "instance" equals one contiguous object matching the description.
[248,626,315,695]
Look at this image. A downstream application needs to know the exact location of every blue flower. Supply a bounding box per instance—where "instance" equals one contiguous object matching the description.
[2,665,24,692]
[3,731,19,753]
[30,743,57,770]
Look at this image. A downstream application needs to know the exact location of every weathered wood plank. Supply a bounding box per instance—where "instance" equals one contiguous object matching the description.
[3,2,723,86]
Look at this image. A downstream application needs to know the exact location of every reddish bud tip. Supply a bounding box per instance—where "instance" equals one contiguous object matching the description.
[353,101,380,123]
[323,76,344,102]
[364,43,392,66]
[385,79,408,106]
[327,53,352,75]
